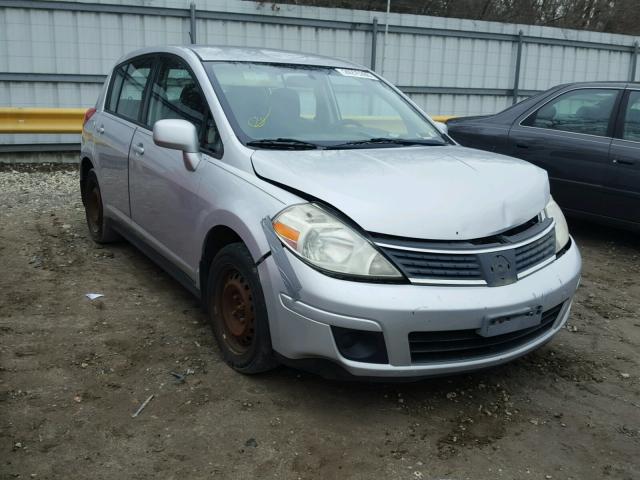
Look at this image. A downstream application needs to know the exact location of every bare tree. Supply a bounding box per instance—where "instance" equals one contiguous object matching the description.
[256,0,639,35]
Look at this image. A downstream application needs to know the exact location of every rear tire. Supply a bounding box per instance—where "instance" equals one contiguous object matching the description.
[206,243,277,374]
[83,169,120,244]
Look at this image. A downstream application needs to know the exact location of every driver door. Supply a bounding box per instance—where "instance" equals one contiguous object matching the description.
[508,87,622,217]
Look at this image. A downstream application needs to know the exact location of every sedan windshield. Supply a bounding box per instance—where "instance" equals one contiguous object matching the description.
[204,62,446,149]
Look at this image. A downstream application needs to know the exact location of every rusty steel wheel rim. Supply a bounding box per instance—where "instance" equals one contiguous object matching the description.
[217,268,255,354]
[87,187,101,234]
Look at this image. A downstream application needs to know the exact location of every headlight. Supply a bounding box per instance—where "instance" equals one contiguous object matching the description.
[272,203,403,279]
[544,197,570,253]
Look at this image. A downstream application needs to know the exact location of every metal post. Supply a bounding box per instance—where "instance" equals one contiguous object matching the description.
[512,30,523,104]
[630,41,638,81]
[189,2,197,44]
[370,18,378,71]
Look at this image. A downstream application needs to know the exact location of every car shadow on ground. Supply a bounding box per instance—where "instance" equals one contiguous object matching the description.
[568,216,640,250]
[108,239,546,386]
[103,215,623,403]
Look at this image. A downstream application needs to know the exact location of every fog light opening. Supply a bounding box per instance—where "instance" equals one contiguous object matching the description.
[331,326,389,364]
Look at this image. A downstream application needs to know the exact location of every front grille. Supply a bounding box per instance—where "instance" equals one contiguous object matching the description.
[373,218,556,285]
[408,303,564,363]
[383,250,482,280]
[515,229,555,272]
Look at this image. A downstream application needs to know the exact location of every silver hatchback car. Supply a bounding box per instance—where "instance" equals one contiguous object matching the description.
[80,46,581,379]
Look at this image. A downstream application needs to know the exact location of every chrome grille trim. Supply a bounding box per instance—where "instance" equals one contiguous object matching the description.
[516,255,556,280]
[374,220,555,255]
[408,278,488,286]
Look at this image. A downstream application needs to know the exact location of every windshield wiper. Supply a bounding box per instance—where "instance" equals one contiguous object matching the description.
[246,138,321,150]
[327,138,445,149]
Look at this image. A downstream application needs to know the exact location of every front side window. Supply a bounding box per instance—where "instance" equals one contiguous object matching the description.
[108,57,153,122]
[622,91,640,142]
[204,62,445,148]
[523,88,618,137]
[147,58,221,154]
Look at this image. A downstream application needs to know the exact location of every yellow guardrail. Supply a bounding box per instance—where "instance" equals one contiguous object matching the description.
[431,115,456,123]
[0,108,86,134]
[0,108,456,134]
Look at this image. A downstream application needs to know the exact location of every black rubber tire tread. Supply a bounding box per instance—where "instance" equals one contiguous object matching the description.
[206,242,278,374]
[83,169,120,244]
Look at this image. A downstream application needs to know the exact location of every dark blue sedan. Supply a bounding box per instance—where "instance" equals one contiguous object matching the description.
[447,82,640,231]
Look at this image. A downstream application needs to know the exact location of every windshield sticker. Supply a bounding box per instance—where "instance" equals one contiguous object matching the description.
[335,68,377,80]
[242,71,273,84]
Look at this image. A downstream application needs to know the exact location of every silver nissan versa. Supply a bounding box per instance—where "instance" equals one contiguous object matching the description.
[80,46,581,379]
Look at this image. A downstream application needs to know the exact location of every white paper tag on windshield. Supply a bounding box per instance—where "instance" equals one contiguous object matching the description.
[335,68,377,80]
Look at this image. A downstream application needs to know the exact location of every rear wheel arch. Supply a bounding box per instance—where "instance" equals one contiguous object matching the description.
[83,168,120,243]
[80,157,94,203]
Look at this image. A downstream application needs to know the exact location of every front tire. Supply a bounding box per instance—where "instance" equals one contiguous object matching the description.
[83,169,120,244]
[207,243,277,374]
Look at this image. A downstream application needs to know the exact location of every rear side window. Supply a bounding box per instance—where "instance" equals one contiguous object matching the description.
[107,57,153,122]
[146,57,221,154]
[523,88,618,137]
[622,91,640,142]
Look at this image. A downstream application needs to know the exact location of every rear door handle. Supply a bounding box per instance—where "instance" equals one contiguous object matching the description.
[515,143,529,149]
[97,125,105,134]
[132,143,145,155]
[613,158,635,166]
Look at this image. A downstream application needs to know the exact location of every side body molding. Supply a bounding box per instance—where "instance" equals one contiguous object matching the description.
[261,217,302,300]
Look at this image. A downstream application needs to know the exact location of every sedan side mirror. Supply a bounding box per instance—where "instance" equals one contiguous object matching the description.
[434,121,448,135]
[153,119,201,171]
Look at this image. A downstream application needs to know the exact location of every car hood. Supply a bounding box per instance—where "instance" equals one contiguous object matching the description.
[252,145,549,240]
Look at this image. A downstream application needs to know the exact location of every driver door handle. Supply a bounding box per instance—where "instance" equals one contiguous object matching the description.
[132,143,145,155]
[613,158,634,166]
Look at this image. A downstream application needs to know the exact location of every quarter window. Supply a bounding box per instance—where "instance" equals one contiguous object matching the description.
[523,88,618,137]
[108,58,153,122]
[146,58,221,154]
[107,70,124,112]
[622,91,640,142]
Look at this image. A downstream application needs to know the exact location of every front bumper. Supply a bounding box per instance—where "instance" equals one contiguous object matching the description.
[258,238,581,378]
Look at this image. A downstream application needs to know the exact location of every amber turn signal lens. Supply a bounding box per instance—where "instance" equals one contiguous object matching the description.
[273,220,300,248]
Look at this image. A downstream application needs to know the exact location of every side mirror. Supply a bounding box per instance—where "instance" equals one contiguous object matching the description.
[153,119,201,171]
[434,121,448,135]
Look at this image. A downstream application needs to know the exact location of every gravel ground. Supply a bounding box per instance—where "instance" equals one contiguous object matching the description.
[1,164,639,480]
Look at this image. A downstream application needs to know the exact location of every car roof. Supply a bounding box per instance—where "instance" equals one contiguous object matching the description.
[555,81,639,89]
[189,45,364,69]
[114,45,366,70]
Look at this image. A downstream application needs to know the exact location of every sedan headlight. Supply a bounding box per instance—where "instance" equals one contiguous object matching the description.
[272,203,403,279]
[544,197,570,253]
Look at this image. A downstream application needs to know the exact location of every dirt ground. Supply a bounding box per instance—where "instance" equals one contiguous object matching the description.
[1,164,639,480]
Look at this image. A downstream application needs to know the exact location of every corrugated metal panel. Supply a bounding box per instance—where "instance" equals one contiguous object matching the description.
[379,35,516,89]
[0,7,191,74]
[2,0,640,147]
[0,82,102,107]
[0,132,80,145]
[197,19,370,66]
[407,93,514,117]
[520,44,632,90]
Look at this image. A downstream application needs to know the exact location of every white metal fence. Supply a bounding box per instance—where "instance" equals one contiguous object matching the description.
[1,0,639,149]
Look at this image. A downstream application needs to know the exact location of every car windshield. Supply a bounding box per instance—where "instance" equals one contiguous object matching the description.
[204,62,446,149]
